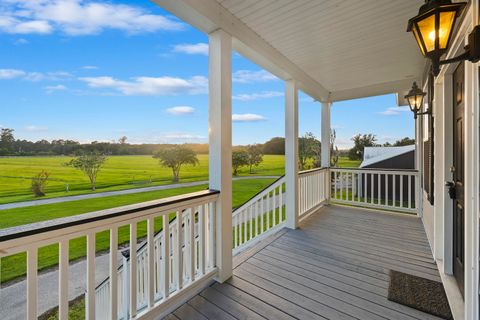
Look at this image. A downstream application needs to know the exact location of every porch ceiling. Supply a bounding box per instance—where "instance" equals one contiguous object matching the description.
[155,0,427,103]
[217,0,426,102]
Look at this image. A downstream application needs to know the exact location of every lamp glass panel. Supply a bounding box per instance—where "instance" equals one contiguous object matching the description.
[438,11,455,49]
[412,24,426,55]
[408,95,423,112]
[417,13,436,53]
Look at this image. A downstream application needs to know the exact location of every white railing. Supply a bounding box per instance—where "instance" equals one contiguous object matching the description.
[298,168,328,220]
[94,205,210,320]
[232,176,286,254]
[0,190,219,320]
[330,168,419,214]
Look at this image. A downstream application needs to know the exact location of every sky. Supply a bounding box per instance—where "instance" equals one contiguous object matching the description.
[0,0,414,149]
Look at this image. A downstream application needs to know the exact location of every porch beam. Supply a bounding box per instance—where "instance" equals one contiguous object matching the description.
[208,29,232,282]
[321,102,331,168]
[285,80,299,229]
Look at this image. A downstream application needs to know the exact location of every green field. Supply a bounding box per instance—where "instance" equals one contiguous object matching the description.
[0,154,285,204]
[0,155,359,204]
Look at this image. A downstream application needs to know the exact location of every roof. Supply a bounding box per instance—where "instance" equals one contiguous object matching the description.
[360,145,415,168]
[154,0,426,103]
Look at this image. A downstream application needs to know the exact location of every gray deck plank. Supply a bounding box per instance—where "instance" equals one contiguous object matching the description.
[212,282,296,320]
[276,235,441,281]
[200,286,266,320]
[227,275,329,320]
[188,295,237,320]
[247,256,441,320]
[238,263,387,320]
[174,303,208,320]
[166,205,444,320]
[283,232,439,273]
[258,248,388,294]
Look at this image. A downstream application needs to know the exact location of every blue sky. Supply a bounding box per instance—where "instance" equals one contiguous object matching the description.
[0,0,414,149]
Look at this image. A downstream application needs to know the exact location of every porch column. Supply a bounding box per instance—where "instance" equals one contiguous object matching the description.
[321,101,331,168]
[285,79,299,229]
[321,101,331,202]
[209,29,232,282]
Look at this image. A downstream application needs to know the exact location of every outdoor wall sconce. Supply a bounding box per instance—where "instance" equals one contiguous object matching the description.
[407,0,480,76]
[405,82,428,119]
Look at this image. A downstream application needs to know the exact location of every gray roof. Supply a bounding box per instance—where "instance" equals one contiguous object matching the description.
[360,145,415,168]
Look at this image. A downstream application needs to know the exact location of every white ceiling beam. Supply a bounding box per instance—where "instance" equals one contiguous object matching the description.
[330,78,419,104]
[151,0,330,102]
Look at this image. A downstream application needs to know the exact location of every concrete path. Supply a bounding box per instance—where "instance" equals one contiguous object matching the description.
[0,252,120,320]
[0,176,280,210]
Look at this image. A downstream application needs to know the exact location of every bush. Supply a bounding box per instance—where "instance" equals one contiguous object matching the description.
[31,170,50,197]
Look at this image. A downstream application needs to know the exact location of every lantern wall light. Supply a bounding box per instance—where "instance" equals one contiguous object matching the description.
[405,82,428,119]
[407,0,480,76]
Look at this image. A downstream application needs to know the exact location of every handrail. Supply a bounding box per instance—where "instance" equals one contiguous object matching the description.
[233,176,285,215]
[330,167,419,173]
[0,189,218,244]
[298,167,327,176]
[330,168,419,214]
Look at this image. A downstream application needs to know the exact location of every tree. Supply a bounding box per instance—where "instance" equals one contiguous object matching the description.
[0,128,15,154]
[232,150,249,176]
[330,129,339,167]
[348,134,378,160]
[262,137,285,155]
[246,144,263,173]
[118,136,128,144]
[153,146,199,182]
[392,137,415,146]
[31,170,50,197]
[298,132,321,170]
[67,152,107,191]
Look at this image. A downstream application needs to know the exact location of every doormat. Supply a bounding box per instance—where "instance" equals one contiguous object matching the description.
[388,270,453,319]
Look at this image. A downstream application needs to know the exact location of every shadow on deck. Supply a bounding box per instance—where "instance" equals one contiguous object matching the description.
[166,205,443,320]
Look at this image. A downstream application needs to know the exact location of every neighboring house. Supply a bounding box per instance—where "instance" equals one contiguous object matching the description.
[358,145,416,203]
[360,145,415,169]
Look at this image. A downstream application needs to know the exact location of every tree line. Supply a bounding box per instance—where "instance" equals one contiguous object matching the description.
[0,128,291,156]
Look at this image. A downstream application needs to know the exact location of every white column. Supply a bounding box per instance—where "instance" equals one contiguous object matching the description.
[321,102,331,168]
[209,29,232,282]
[285,80,299,229]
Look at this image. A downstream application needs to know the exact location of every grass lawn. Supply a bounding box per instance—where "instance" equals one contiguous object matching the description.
[0,155,285,204]
[337,157,361,168]
[0,178,276,283]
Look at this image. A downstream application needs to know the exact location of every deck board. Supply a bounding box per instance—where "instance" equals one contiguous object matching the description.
[166,205,444,320]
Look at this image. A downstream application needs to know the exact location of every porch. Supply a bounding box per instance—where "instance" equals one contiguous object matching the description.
[167,205,441,320]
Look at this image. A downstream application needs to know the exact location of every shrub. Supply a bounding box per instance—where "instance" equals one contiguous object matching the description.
[31,170,50,197]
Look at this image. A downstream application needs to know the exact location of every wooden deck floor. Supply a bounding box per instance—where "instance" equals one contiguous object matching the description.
[166,205,443,320]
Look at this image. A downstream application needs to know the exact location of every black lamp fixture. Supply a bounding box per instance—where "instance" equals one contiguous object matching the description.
[407,0,480,76]
[405,82,428,119]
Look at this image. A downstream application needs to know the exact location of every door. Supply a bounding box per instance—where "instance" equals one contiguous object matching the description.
[452,62,465,296]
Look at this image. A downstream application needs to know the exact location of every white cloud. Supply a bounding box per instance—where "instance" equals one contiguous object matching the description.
[0,68,25,79]
[162,133,205,140]
[81,65,98,70]
[14,38,28,45]
[232,70,278,83]
[173,43,208,55]
[232,113,266,122]
[233,91,283,101]
[0,68,72,81]
[79,75,208,96]
[44,84,67,93]
[0,0,185,36]
[166,106,195,115]
[24,125,48,132]
[378,106,410,116]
